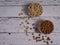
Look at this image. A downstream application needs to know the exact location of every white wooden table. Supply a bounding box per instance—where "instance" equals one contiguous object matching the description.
[0,0,60,45]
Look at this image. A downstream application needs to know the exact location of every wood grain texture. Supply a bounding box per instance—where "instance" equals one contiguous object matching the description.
[0,6,60,17]
[0,0,60,45]
[0,33,60,45]
[0,0,60,5]
[0,16,60,32]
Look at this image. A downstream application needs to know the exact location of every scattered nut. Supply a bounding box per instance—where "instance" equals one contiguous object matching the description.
[32,33,34,35]
[21,22,24,24]
[38,34,40,36]
[27,22,29,24]
[51,41,53,43]
[33,36,36,39]
[28,17,31,20]
[18,13,23,16]
[24,29,29,36]
[25,26,29,29]
[46,37,51,41]
[45,35,47,37]
[8,33,11,35]
[32,23,35,25]
[19,24,22,25]
[25,20,28,22]
[30,28,32,30]
[46,42,49,45]
[28,39,31,41]
[33,27,36,29]
[42,37,44,40]
[43,40,46,42]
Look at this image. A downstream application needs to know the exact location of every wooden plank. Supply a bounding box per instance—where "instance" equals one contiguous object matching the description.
[0,33,60,45]
[0,0,60,45]
[0,6,60,17]
[0,16,60,32]
[0,0,60,5]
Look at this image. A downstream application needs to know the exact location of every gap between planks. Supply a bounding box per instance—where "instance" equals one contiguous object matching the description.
[0,4,60,7]
[0,16,60,19]
[0,32,60,34]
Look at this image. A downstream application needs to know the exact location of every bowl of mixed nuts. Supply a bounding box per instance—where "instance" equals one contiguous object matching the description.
[39,20,54,34]
[28,3,43,17]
